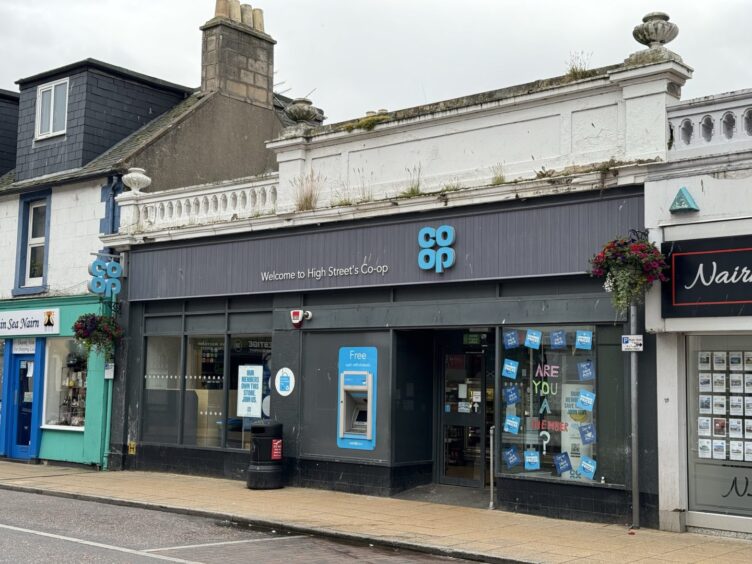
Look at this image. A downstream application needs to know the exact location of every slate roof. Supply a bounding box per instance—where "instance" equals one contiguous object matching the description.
[1,89,307,196]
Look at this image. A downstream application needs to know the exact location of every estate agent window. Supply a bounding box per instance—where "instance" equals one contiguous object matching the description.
[35,78,68,139]
[500,325,625,485]
[43,338,88,429]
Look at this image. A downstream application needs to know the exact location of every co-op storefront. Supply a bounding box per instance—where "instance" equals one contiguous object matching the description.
[115,187,658,523]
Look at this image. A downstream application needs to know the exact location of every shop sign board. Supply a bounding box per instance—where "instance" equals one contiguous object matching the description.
[12,339,36,354]
[663,235,752,317]
[237,365,263,418]
[0,309,60,337]
[621,335,643,352]
[88,259,122,298]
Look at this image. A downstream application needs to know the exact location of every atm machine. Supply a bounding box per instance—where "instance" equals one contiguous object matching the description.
[337,347,377,450]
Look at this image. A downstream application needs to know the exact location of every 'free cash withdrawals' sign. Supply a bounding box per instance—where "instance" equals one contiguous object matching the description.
[237,365,263,418]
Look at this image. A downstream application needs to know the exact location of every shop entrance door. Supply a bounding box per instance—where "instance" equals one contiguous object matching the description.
[8,356,35,459]
[439,333,494,488]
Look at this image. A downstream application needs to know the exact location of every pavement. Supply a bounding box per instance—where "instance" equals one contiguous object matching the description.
[0,461,750,564]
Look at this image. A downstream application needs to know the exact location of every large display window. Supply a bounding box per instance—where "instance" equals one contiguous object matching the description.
[43,338,88,429]
[500,325,625,485]
[142,336,181,443]
[687,335,752,518]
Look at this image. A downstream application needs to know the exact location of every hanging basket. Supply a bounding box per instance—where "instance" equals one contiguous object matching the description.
[72,313,124,362]
[589,232,669,313]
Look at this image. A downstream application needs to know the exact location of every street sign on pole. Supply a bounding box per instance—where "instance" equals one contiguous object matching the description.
[621,335,644,352]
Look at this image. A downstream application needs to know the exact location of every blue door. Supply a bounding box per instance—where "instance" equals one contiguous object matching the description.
[9,355,35,459]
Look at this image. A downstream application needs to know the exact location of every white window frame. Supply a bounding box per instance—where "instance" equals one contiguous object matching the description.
[35,78,68,140]
[25,201,46,287]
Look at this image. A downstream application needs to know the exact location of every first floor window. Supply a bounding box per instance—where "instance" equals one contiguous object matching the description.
[26,201,47,286]
[44,338,88,428]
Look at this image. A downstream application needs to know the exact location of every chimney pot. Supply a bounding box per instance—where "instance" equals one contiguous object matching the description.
[241,4,254,26]
[229,0,242,22]
[214,0,230,18]
[252,8,265,32]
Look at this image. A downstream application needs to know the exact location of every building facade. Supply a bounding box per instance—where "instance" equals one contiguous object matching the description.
[646,90,752,533]
[104,13,693,525]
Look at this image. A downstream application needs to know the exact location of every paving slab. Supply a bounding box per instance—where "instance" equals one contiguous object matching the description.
[0,460,749,563]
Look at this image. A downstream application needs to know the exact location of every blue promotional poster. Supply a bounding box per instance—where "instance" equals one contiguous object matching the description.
[503,447,521,469]
[575,330,593,350]
[576,390,596,411]
[524,329,542,350]
[502,359,519,380]
[337,347,377,451]
[579,423,597,445]
[550,330,566,349]
[553,452,572,475]
[503,415,521,434]
[524,450,540,470]
[577,361,595,381]
[579,456,597,480]
[503,386,521,405]
[503,330,519,349]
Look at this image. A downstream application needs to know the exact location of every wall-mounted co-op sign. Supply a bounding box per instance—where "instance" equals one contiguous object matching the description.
[418,225,456,273]
[662,235,752,318]
[0,309,60,337]
[88,258,122,298]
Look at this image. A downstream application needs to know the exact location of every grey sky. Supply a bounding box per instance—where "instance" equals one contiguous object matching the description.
[2,1,751,123]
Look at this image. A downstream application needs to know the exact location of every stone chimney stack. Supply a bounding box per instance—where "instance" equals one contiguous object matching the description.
[201,1,275,109]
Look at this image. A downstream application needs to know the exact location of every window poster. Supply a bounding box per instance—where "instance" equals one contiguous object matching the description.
[730,440,744,461]
[730,352,744,372]
[698,438,712,459]
[578,456,597,480]
[746,442,752,462]
[713,351,727,371]
[713,373,726,393]
[698,417,711,437]
[746,374,752,395]
[236,365,263,418]
[713,396,727,415]
[745,352,752,372]
[699,373,712,393]
[730,418,744,438]
[747,397,752,416]
[698,351,711,371]
[745,419,752,439]
[730,397,744,416]
[730,374,744,394]
[713,439,727,460]
[699,395,712,414]
[713,417,727,437]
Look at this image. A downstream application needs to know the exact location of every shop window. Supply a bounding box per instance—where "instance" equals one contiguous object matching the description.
[226,334,272,449]
[500,326,623,484]
[687,336,752,518]
[43,338,88,428]
[183,336,225,448]
[142,336,181,443]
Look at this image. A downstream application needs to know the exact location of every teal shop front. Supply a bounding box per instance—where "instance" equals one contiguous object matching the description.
[0,296,112,467]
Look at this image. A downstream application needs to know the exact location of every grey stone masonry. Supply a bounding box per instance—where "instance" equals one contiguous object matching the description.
[201,18,275,109]
[0,90,19,175]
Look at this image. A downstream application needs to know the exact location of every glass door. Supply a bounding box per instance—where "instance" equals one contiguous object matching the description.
[10,355,35,459]
[440,349,486,487]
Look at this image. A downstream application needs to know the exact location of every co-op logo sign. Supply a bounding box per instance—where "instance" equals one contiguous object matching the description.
[418,225,456,273]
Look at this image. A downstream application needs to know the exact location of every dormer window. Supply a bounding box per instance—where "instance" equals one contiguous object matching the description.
[35,78,68,139]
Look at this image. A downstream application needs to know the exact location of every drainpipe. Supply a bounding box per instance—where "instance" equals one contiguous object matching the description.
[101,378,112,470]
[630,303,639,528]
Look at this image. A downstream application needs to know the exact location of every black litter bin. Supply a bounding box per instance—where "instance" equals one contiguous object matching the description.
[247,420,284,489]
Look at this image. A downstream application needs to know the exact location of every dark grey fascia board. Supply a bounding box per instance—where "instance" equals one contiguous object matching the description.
[0,88,19,102]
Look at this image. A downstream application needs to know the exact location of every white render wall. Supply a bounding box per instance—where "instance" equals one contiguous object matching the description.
[0,178,107,300]
[0,193,19,297]
[271,61,692,213]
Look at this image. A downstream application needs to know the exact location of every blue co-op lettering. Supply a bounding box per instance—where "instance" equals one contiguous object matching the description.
[88,259,122,298]
[418,225,456,273]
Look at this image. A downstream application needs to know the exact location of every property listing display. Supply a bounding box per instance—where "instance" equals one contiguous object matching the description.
[695,350,752,462]
[500,326,599,482]
[688,335,752,518]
